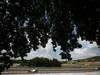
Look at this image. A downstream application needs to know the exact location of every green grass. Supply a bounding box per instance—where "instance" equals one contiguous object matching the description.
[9,64,99,71]
[76,56,100,62]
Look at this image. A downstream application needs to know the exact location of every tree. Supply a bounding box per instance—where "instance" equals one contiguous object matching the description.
[71,0,100,46]
[0,0,100,71]
[26,57,61,67]
[0,51,12,74]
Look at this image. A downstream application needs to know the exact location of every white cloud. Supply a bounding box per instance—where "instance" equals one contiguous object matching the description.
[24,38,100,60]
[71,38,100,60]
[75,49,97,56]
[71,48,97,60]
[25,39,62,60]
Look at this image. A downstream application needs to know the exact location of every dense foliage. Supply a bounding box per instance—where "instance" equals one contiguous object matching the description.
[14,57,61,67]
[0,53,12,73]
[0,0,100,62]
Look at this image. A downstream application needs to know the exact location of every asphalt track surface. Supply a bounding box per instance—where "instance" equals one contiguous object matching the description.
[1,69,100,74]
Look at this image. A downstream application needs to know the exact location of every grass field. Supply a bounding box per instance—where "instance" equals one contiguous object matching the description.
[9,62,100,71]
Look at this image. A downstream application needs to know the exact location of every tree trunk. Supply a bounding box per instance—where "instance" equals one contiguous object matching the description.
[21,56,24,62]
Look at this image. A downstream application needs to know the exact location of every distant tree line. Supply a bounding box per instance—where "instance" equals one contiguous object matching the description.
[14,57,61,67]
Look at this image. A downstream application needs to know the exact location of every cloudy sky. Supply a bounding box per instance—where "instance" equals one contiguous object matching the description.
[24,38,100,61]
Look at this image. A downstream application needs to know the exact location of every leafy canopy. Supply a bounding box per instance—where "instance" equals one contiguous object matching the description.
[0,0,100,61]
